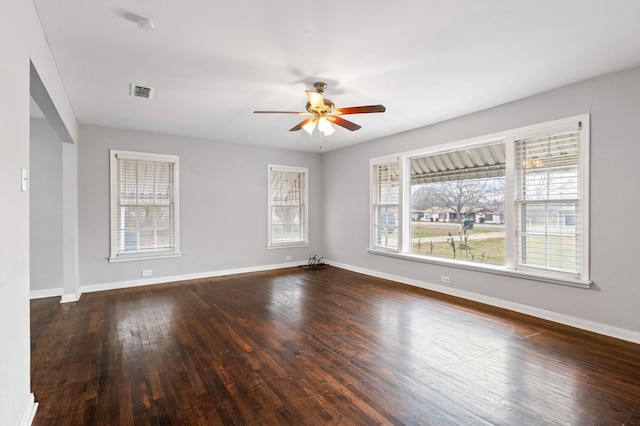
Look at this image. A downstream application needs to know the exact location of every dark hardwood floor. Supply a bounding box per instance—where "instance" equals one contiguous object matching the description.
[31,266,640,425]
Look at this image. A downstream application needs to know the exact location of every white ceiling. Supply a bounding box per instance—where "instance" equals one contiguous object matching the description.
[33,0,640,152]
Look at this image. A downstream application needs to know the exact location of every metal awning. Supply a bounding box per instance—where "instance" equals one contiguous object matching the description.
[411,142,506,184]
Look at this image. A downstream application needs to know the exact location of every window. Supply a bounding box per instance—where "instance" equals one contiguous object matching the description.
[110,150,180,262]
[268,164,308,248]
[369,115,590,286]
[371,160,400,251]
[514,123,583,275]
[409,141,506,265]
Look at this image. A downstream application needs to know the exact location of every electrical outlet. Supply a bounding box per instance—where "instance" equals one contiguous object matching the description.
[141,269,152,277]
[285,256,292,261]
[441,275,450,284]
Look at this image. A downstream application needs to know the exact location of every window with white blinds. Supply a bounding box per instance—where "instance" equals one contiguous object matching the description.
[371,160,400,251]
[268,165,308,247]
[109,150,180,262]
[514,125,583,275]
[368,115,590,286]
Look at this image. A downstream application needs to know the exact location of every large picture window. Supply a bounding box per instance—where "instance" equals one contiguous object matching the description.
[370,115,590,286]
[110,150,180,262]
[268,164,308,248]
[410,141,506,265]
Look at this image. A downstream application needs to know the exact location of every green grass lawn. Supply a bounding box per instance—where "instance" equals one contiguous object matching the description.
[407,223,577,270]
[412,236,506,265]
[411,222,498,238]
[410,223,506,265]
[520,235,577,272]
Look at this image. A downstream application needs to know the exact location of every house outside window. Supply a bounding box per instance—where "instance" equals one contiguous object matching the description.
[268,164,309,248]
[109,150,180,262]
[370,115,590,287]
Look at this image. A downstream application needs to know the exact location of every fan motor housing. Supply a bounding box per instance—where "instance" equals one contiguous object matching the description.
[306,99,334,114]
[313,82,327,93]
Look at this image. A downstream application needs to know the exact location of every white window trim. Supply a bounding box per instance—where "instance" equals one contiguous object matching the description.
[109,150,181,262]
[267,164,309,249]
[369,114,590,288]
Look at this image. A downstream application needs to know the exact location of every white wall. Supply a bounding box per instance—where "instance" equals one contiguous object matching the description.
[30,118,63,293]
[323,66,640,337]
[0,2,32,420]
[78,124,323,288]
[1,0,76,424]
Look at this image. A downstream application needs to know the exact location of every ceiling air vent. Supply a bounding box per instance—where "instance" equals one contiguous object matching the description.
[130,84,154,99]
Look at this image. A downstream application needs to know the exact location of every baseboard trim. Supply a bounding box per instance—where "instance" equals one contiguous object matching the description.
[17,393,38,426]
[60,292,80,303]
[76,261,308,297]
[29,288,63,300]
[328,260,640,345]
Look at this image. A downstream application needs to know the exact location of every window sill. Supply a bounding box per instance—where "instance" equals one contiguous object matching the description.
[109,252,181,263]
[267,242,310,250]
[368,249,592,289]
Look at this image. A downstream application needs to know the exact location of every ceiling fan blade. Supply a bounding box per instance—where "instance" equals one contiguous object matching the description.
[290,118,314,131]
[334,104,386,115]
[254,110,309,114]
[330,116,362,131]
[306,91,325,110]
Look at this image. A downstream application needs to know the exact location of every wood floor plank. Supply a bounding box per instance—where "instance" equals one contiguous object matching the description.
[31,266,640,425]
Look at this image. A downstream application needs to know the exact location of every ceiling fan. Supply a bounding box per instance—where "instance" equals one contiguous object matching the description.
[254,82,386,136]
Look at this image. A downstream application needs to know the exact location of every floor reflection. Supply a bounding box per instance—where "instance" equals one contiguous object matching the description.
[371,296,591,423]
[116,294,176,356]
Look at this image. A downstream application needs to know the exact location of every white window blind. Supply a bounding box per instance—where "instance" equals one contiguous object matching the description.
[110,150,180,261]
[268,165,308,247]
[514,127,582,274]
[371,161,400,251]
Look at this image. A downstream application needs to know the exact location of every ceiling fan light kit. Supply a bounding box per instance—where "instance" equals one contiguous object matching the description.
[254,81,385,138]
[317,117,335,135]
[302,119,317,135]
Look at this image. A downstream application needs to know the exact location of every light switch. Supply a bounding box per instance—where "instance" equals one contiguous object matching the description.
[21,168,28,192]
